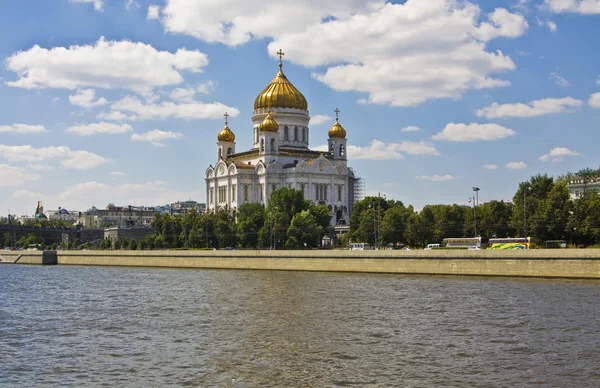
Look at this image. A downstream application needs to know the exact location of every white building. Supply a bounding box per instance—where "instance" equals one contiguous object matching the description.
[205,53,356,226]
[567,177,600,199]
[46,207,80,223]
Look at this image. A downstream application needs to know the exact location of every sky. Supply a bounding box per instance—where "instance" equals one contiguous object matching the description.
[1,0,600,216]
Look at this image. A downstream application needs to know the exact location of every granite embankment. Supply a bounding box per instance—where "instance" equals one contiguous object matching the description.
[34,249,600,279]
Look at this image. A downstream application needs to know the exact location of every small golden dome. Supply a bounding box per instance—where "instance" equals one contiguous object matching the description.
[217,112,235,142]
[254,56,308,111]
[217,125,235,142]
[259,111,279,132]
[328,108,346,139]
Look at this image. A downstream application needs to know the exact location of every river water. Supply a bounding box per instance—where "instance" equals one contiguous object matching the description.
[1,265,599,387]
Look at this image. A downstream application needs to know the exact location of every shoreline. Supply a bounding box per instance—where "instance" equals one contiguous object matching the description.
[2,249,599,279]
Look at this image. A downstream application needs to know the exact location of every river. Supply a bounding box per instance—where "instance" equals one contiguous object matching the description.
[1,265,599,387]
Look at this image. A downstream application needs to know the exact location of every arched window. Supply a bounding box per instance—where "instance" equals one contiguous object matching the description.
[284,126,289,141]
[255,129,258,144]
[244,185,249,202]
[340,144,345,157]
[294,127,298,141]
[260,138,265,152]
[302,128,306,142]
[330,143,334,153]
[227,147,232,155]
[218,148,222,159]
[270,138,276,152]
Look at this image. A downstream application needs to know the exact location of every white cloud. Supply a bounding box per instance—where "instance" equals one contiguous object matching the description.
[0,145,108,170]
[125,0,140,11]
[96,111,136,121]
[400,126,421,133]
[147,5,160,20]
[475,97,583,118]
[0,124,46,134]
[539,147,580,162]
[506,161,527,169]
[310,114,332,126]
[347,140,405,160]
[535,17,558,31]
[544,0,600,14]
[196,80,215,94]
[0,164,41,187]
[416,174,456,181]
[109,96,239,121]
[27,164,53,172]
[550,72,570,87]
[589,92,600,108]
[432,123,516,142]
[66,122,133,136]
[339,139,439,160]
[69,89,108,108]
[596,76,600,85]
[109,171,127,177]
[69,0,103,11]
[169,88,196,102]
[131,129,183,147]
[5,37,208,94]
[483,164,498,170]
[398,141,440,156]
[160,0,526,107]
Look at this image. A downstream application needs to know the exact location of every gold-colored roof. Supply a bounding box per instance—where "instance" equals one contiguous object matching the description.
[217,112,235,142]
[217,125,235,142]
[328,108,346,139]
[259,111,279,132]
[254,62,308,111]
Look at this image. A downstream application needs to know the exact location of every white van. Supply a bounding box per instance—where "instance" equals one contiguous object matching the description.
[350,243,371,250]
[424,244,440,250]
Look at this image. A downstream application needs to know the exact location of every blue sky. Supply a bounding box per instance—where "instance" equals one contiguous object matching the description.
[1,0,599,216]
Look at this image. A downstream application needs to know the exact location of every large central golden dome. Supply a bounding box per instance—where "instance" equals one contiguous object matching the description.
[254,63,308,111]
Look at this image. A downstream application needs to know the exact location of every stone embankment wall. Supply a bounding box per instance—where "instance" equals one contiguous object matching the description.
[0,251,45,264]
[53,250,600,279]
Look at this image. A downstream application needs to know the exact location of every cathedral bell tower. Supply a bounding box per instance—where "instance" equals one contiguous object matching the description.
[327,108,347,164]
[217,112,236,161]
[258,109,279,158]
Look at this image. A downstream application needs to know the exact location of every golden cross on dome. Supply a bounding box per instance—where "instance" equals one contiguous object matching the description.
[224,112,229,125]
[277,49,285,68]
[334,108,340,122]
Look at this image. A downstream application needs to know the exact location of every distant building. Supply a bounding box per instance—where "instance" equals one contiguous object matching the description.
[18,200,48,224]
[171,200,206,214]
[103,227,155,242]
[80,204,157,228]
[567,177,600,199]
[46,207,80,223]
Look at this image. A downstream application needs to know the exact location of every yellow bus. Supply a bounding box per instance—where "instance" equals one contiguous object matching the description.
[487,237,530,250]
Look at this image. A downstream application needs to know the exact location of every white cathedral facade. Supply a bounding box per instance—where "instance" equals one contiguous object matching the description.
[205,53,356,226]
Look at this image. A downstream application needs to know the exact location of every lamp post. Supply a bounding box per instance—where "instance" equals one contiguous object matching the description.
[524,186,531,238]
[472,187,480,236]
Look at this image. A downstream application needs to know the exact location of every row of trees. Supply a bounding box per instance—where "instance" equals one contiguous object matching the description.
[138,187,332,249]
[4,169,600,250]
[350,173,600,248]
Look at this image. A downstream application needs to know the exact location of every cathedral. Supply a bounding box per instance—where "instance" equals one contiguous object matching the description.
[205,51,356,226]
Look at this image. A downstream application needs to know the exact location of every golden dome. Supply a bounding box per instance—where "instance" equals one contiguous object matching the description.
[259,111,279,132]
[328,108,347,139]
[217,112,235,142]
[254,61,308,111]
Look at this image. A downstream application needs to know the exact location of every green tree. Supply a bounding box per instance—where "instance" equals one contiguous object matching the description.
[130,239,138,250]
[260,187,310,249]
[380,204,411,246]
[3,232,14,247]
[237,203,265,248]
[477,200,514,239]
[511,174,555,237]
[286,210,321,248]
[214,211,236,248]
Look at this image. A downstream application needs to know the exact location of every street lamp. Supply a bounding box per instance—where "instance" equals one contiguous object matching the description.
[524,186,532,238]
[472,187,480,236]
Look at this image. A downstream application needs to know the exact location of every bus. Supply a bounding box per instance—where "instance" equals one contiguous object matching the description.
[441,237,484,249]
[350,243,371,250]
[488,237,530,250]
